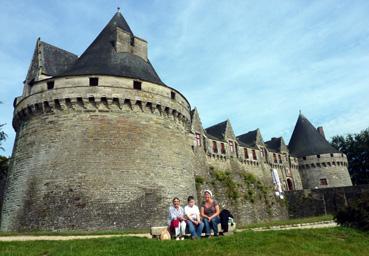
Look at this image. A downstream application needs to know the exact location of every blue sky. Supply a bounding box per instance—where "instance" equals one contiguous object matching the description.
[1,0,369,156]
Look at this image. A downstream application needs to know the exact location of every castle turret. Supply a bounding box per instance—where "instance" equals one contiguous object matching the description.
[1,11,195,231]
[288,114,352,189]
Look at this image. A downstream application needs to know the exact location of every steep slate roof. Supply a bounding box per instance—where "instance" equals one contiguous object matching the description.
[25,38,78,84]
[237,129,264,147]
[265,137,288,153]
[62,11,165,85]
[288,114,340,157]
[205,120,228,141]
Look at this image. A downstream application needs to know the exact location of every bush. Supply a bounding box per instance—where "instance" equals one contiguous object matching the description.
[334,192,369,231]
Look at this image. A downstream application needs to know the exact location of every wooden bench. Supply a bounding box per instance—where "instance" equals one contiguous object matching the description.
[151,223,236,239]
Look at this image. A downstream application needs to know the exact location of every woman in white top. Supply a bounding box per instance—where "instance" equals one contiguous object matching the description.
[184,196,204,239]
[168,197,186,240]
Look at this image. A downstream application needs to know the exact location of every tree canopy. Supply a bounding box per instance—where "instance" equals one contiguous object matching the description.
[331,128,369,185]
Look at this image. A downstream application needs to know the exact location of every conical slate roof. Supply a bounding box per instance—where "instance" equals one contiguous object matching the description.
[288,114,340,157]
[62,11,164,85]
[25,38,78,84]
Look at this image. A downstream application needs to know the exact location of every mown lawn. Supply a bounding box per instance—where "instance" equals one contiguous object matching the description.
[0,227,368,256]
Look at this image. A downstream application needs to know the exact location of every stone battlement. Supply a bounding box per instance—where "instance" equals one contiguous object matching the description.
[13,76,191,132]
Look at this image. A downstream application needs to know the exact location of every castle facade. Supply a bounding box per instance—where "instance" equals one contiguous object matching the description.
[1,11,352,231]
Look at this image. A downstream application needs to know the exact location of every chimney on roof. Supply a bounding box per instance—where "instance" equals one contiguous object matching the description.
[317,126,325,139]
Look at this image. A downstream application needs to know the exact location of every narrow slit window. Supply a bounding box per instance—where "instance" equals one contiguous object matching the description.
[171,91,176,100]
[47,81,54,90]
[89,77,99,86]
[133,81,142,90]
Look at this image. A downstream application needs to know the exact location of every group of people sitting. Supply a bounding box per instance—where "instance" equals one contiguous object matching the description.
[168,190,226,240]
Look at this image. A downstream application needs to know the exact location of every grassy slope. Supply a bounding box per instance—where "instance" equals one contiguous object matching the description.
[0,227,368,256]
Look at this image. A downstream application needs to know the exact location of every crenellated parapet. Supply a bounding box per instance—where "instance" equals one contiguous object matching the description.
[297,152,351,188]
[13,76,191,132]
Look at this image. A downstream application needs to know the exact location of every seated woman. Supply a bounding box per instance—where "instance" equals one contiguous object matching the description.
[184,196,204,239]
[168,197,186,240]
[200,190,220,237]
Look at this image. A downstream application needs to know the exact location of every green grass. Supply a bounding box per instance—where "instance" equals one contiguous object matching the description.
[0,227,368,256]
[240,214,334,229]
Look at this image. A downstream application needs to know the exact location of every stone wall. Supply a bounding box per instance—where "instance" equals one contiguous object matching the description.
[194,156,288,226]
[297,153,352,189]
[285,185,369,218]
[1,76,196,231]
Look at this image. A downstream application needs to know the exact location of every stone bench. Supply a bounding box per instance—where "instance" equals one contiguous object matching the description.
[151,223,236,239]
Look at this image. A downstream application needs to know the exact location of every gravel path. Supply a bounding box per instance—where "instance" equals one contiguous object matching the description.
[246,220,338,232]
[0,233,151,242]
[0,221,337,242]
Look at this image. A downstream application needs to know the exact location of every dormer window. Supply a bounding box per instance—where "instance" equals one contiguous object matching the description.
[244,148,249,159]
[195,132,201,147]
[89,77,99,86]
[212,141,218,153]
[252,149,257,160]
[220,143,226,154]
[228,140,234,153]
[278,154,282,164]
[273,153,277,163]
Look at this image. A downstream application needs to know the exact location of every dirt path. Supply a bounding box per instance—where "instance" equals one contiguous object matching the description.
[245,220,338,232]
[0,233,151,242]
[0,221,337,242]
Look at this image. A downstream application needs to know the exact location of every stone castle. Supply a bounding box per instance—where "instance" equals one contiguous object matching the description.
[0,11,352,231]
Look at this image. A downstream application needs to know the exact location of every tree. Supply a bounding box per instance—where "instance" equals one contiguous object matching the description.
[331,128,369,185]
[0,124,6,151]
[0,101,6,151]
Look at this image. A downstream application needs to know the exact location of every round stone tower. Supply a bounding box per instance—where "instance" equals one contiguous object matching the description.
[1,12,196,231]
[288,114,352,189]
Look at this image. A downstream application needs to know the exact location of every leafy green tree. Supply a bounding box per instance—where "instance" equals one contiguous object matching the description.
[331,128,369,185]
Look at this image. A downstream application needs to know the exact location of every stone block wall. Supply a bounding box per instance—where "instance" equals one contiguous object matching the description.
[285,185,369,218]
[297,153,352,189]
[1,76,196,231]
